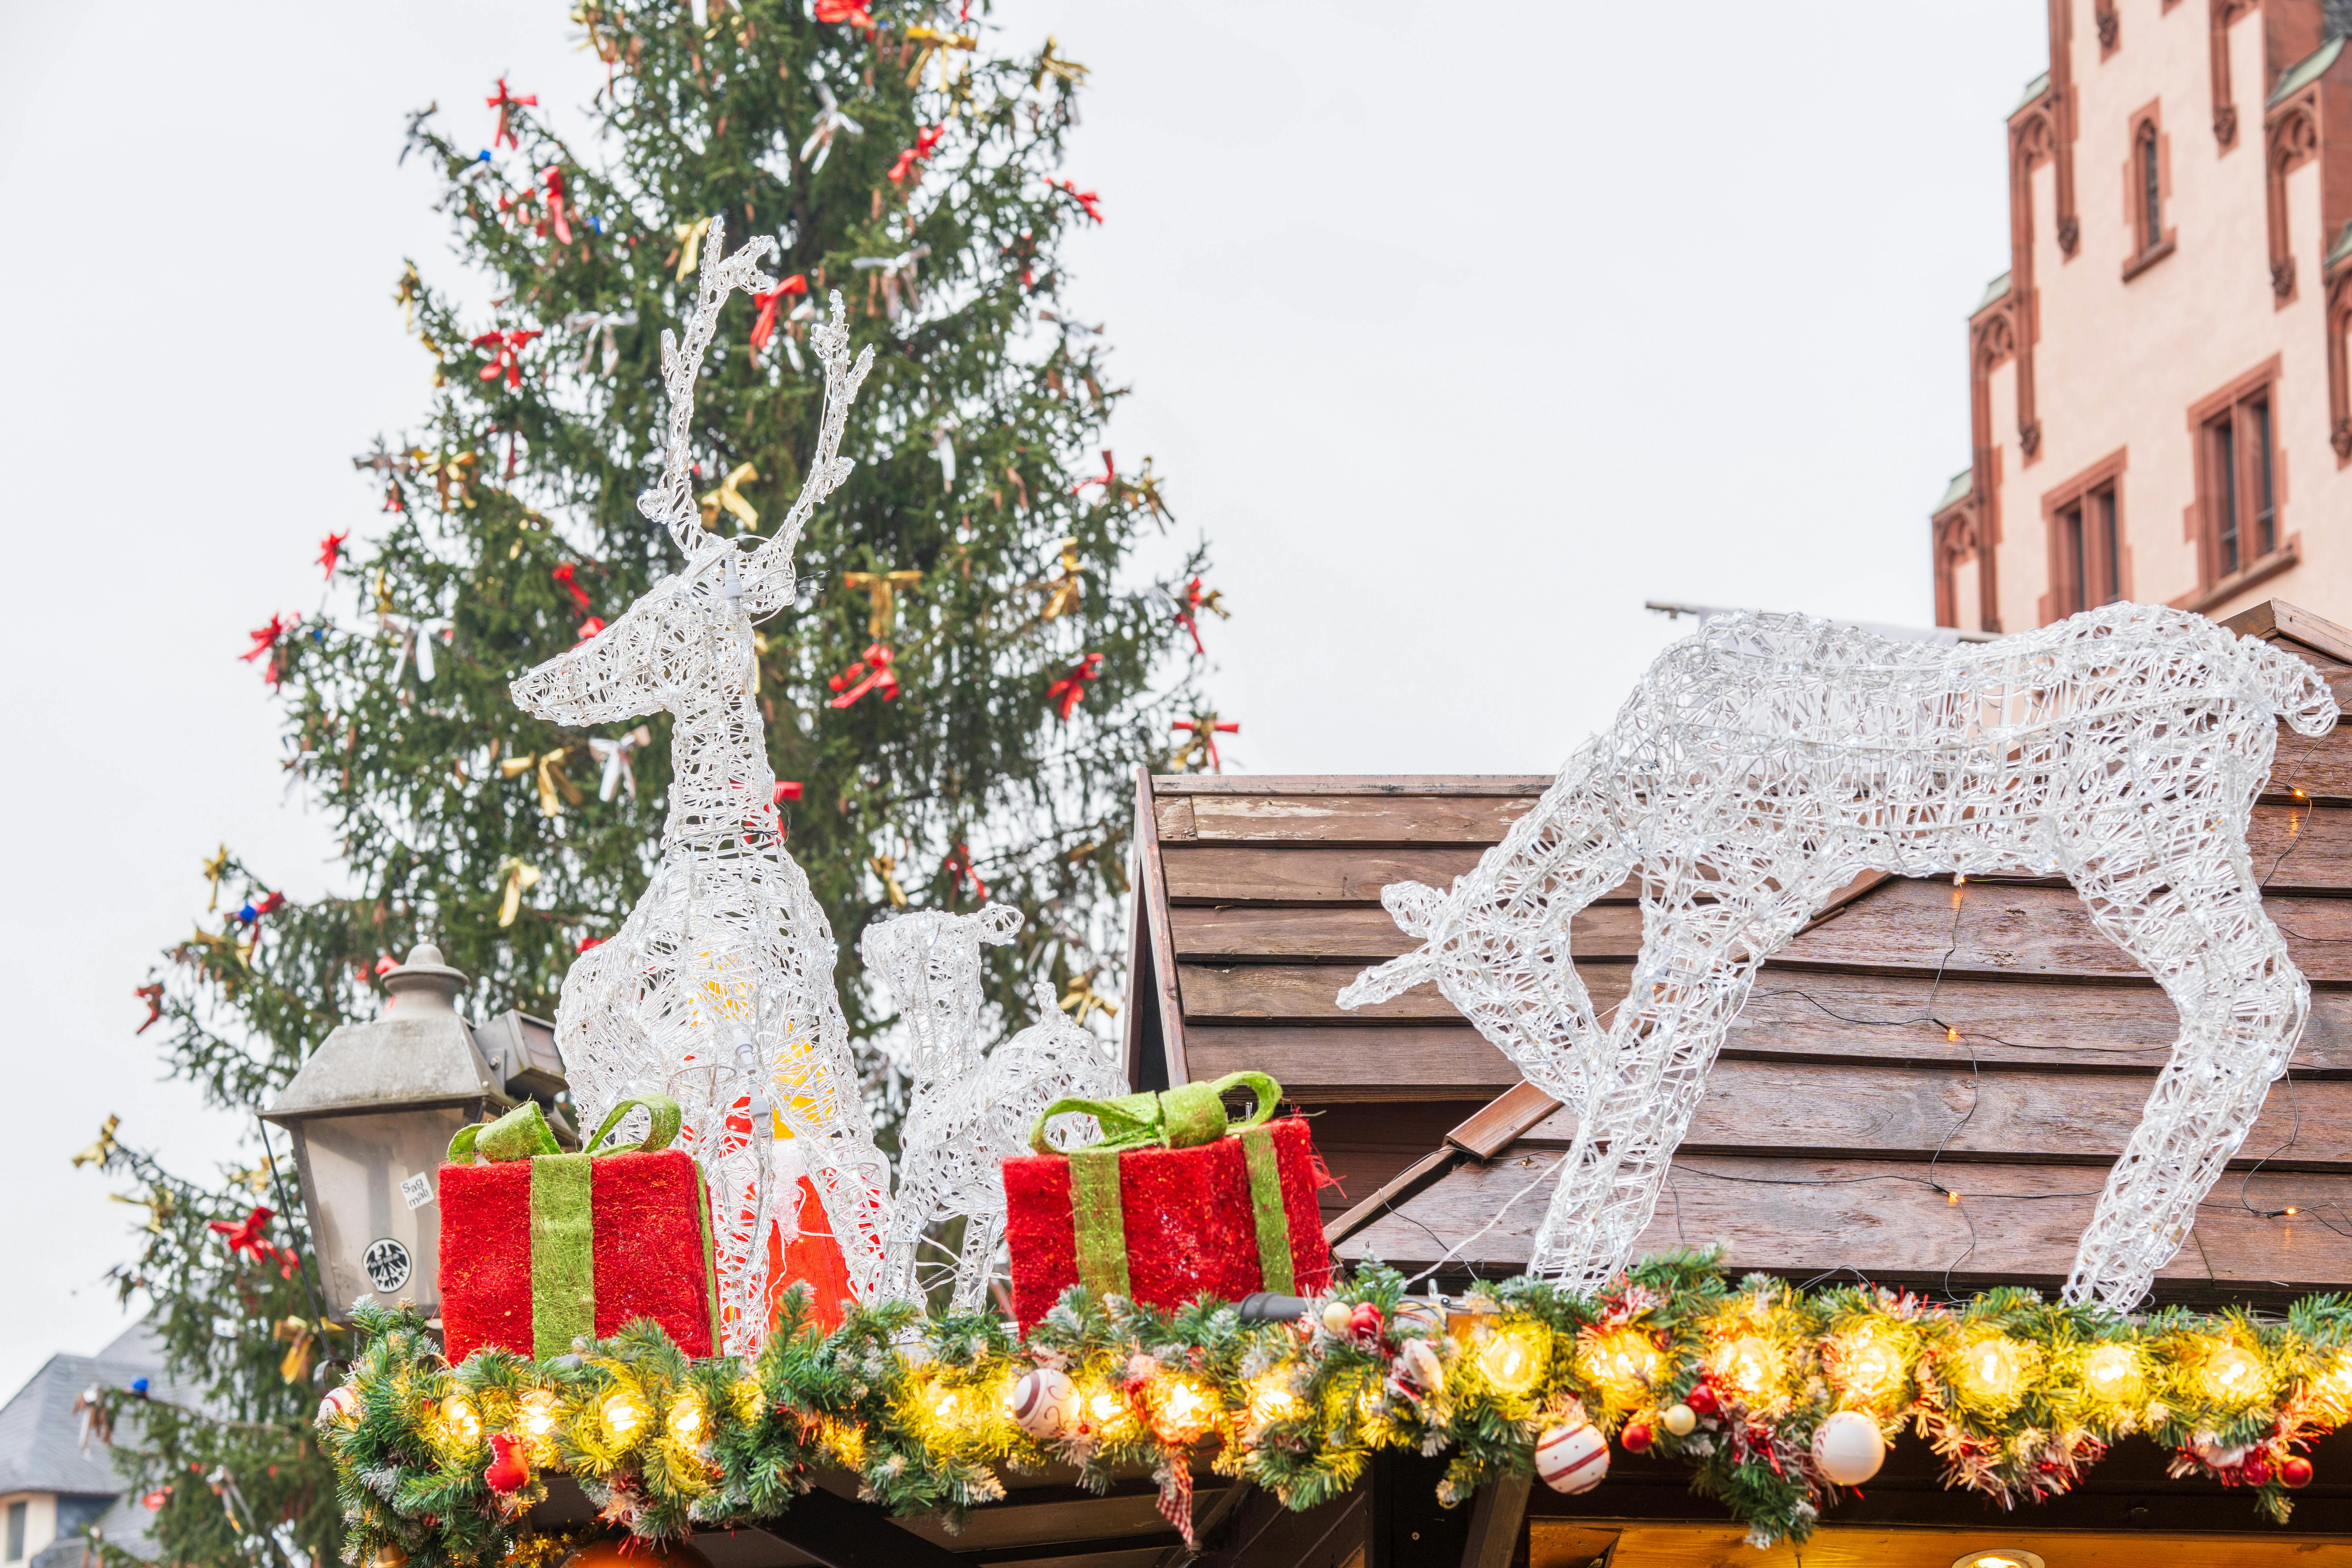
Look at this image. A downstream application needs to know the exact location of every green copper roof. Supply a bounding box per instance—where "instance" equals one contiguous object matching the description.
[1975,272,2012,313]
[2329,220,2352,271]
[2015,71,2050,112]
[1936,469,1973,511]
[2270,35,2346,107]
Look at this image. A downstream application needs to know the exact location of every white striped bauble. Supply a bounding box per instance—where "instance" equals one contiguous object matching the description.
[1809,1410,1885,1486]
[1008,1367,1080,1441]
[1535,1419,1611,1494]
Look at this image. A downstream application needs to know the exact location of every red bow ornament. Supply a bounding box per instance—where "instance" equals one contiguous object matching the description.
[1047,177,1104,223]
[240,614,298,688]
[814,0,876,29]
[317,533,348,580]
[552,562,594,614]
[887,123,948,185]
[1071,449,1115,496]
[1175,576,1228,655]
[473,328,541,389]
[1170,714,1238,773]
[539,165,573,245]
[1046,652,1103,720]
[827,643,900,708]
[943,843,988,902]
[750,274,809,364]
[207,1206,299,1279]
[135,982,164,1035]
[486,79,537,149]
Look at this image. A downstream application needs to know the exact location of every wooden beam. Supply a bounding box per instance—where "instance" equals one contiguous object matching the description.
[756,1485,966,1568]
[1458,1473,1531,1568]
[1446,1081,1564,1159]
[2224,595,2352,668]
[1322,1146,1463,1249]
[1132,767,1190,1087]
[1172,792,1542,845]
[1532,1521,2352,1568]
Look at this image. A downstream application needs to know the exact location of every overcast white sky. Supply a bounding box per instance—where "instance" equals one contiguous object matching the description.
[0,1,2045,1391]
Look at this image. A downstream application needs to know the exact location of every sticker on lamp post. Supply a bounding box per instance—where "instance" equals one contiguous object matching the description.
[400,1173,435,1211]
[362,1238,413,1293]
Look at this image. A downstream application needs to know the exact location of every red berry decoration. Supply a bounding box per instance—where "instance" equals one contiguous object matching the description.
[1684,1384,1719,1418]
[2283,1456,2315,1489]
[1620,1422,1653,1454]
[483,1433,530,1494]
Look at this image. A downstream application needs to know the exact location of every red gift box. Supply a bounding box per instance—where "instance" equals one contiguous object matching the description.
[1001,1073,1334,1331]
[438,1096,720,1363]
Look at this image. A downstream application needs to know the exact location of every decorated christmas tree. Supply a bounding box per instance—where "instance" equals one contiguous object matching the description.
[87,6,1218,1565]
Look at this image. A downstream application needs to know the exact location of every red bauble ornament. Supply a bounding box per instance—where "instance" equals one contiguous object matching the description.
[1620,1422,1653,1454]
[1348,1302,1384,1348]
[2244,1455,2273,1486]
[2283,1455,2315,1489]
[1684,1384,1719,1418]
[559,1542,710,1568]
[483,1433,530,1494]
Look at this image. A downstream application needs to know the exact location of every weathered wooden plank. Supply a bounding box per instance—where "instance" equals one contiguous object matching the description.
[1514,1058,2352,1167]
[1783,879,2352,983]
[1161,843,1489,904]
[1169,903,1645,963]
[1183,1026,1517,1095]
[1178,980,2352,1074]
[1528,1521,2352,1568]
[1151,775,1553,796]
[1338,1153,2352,1289]
[1167,792,1541,846]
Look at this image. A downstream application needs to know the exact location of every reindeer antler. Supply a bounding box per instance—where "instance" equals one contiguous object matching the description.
[745,290,874,614]
[637,215,784,561]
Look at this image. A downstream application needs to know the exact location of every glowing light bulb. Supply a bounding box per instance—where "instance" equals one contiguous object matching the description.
[2203,1344,2264,1404]
[438,1396,482,1447]
[518,1390,559,1439]
[1716,1335,1775,1398]
[1476,1325,1549,1396]
[1151,1378,1213,1445]
[1246,1372,1302,1426]
[2082,1343,2140,1399]
[1946,1025,1962,1043]
[1837,1334,1902,1400]
[666,1393,707,1446]
[600,1389,647,1442]
[1960,1336,2028,1402]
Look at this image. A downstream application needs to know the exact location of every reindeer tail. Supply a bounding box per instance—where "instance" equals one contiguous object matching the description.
[2244,635,2341,737]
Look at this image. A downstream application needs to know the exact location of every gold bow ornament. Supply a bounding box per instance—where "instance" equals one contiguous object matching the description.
[496,856,542,927]
[843,569,924,639]
[501,748,584,817]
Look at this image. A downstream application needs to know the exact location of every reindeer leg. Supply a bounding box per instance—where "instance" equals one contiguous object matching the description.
[2062,857,2307,1310]
[1525,879,1820,1293]
[950,1208,1006,1315]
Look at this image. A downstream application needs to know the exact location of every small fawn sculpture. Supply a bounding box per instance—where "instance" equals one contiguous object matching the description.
[1341,604,2338,1310]
[862,906,1122,1308]
[510,221,888,1348]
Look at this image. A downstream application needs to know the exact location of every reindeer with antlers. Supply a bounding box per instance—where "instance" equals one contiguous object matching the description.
[509,220,889,1346]
[860,907,1122,1308]
[1340,604,2338,1311]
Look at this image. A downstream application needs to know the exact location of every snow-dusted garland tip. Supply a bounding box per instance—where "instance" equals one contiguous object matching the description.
[1342,603,2339,1312]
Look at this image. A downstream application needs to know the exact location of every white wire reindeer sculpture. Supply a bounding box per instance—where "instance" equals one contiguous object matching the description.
[1339,604,2338,1311]
[509,219,890,1348]
[861,907,1122,1308]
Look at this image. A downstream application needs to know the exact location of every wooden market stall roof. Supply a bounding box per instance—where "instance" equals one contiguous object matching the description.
[1119,600,2352,1306]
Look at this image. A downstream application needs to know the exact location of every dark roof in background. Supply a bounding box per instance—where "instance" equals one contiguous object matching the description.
[0,1320,169,1499]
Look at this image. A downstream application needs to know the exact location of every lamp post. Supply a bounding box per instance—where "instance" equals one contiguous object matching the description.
[261,944,568,1319]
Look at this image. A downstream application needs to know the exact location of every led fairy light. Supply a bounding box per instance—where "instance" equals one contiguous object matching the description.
[598,1387,649,1445]
[1577,1327,1661,1411]
[508,218,891,1337]
[2201,1342,2267,1406]
[1473,1322,1549,1397]
[1829,1329,1906,1407]
[2079,1342,2143,1405]
[1339,602,2339,1310]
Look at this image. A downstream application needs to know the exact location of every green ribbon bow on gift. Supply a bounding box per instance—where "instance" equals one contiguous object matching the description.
[445,1094,717,1358]
[1028,1072,1297,1301]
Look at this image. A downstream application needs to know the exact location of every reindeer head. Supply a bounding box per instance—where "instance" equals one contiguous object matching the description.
[509,216,874,728]
[861,904,1025,1084]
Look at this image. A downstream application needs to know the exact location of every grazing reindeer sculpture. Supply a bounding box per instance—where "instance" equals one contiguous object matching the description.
[1340,604,2338,1310]
[509,220,890,1346]
[862,907,1122,1308]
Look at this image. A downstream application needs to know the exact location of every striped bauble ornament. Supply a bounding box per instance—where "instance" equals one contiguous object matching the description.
[1535,1416,1611,1494]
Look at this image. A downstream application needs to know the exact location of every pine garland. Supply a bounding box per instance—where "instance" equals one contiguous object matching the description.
[322,1253,2352,1560]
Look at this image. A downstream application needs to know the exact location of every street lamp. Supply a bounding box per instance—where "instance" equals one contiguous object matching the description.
[261,944,569,1318]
